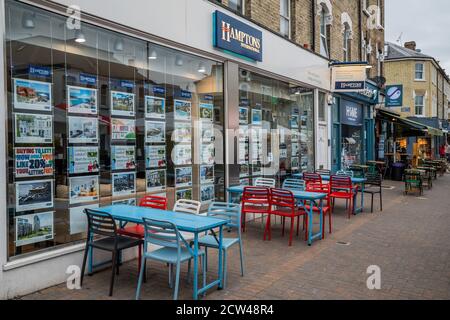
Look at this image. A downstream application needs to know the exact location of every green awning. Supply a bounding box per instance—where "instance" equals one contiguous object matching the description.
[376,109,444,136]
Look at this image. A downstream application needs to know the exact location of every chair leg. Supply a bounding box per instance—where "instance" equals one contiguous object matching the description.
[135,257,146,300]
[282,217,285,237]
[205,247,208,272]
[348,198,352,219]
[80,242,89,287]
[169,263,173,289]
[238,241,244,277]
[329,210,332,234]
[116,252,120,275]
[137,243,142,274]
[264,214,272,241]
[289,217,294,246]
[304,215,308,241]
[143,259,147,283]
[173,262,181,300]
[109,250,117,297]
[242,213,246,232]
[202,254,207,297]
[322,213,326,240]
[371,193,374,213]
[222,250,228,289]
[296,216,300,236]
[187,260,191,284]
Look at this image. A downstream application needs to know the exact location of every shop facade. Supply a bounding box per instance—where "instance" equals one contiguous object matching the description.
[331,82,379,172]
[0,0,329,298]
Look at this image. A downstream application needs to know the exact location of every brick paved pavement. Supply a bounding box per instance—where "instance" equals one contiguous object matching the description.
[21,175,450,300]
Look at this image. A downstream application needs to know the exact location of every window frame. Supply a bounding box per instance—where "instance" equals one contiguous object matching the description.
[415,62,425,81]
[279,0,291,39]
[320,6,329,58]
[414,94,425,116]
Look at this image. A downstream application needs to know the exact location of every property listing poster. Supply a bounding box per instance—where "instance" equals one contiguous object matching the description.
[174,100,192,121]
[173,144,192,166]
[69,204,99,235]
[15,113,53,144]
[239,107,249,125]
[200,165,214,184]
[200,185,214,203]
[199,103,213,122]
[15,147,54,178]
[201,144,215,165]
[112,172,136,197]
[175,166,193,188]
[174,122,192,143]
[67,85,97,115]
[145,121,166,143]
[69,175,99,205]
[15,211,54,247]
[111,145,136,170]
[145,96,165,119]
[238,125,249,164]
[146,169,166,192]
[13,78,52,111]
[68,146,99,174]
[111,118,136,140]
[111,91,135,117]
[145,145,166,168]
[68,116,98,144]
[112,198,137,206]
[200,122,214,144]
[176,188,192,201]
[15,179,54,212]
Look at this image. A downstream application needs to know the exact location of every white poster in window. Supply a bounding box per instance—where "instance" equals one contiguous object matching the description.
[15,211,54,247]
[146,169,166,193]
[111,145,136,170]
[145,145,166,168]
[252,109,262,125]
[176,188,192,201]
[200,165,214,184]
[69,175,99,205]
[173,144,192,166]
[15,113,53,144]
[68,146,99,174]
[199,103,214,122]
[15,147,54,178]
[201,144,215,165]
[111,118,136,141]
[15,179,54,212]
[69,204,99,235]
[145,96,165,119]
[111,91,135,116]
[291,157,299,171]
[240,164,249,178]
[292,143,300,157]
[13,78,52,111]
[174,100,192,121]
[145,121,166,143]
[175,166,193,188]
[112,172,136,197]
[200,123,214,144]
[239,107,249,125]
[67,86,97,115]
[112,198,137,206]
[174,122,192,143]
[68,116,98,144]
[201,185,214,203]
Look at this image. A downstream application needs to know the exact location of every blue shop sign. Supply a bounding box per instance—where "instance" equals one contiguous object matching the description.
[213,10,263,62]
[385,85,403,107]
[28,65,51,78]
[180,90,192,99]
[120,80,134,89]
[341,100,363,126]
[342,82,379,105]
[79,73,97,85]
[153,86,166,95]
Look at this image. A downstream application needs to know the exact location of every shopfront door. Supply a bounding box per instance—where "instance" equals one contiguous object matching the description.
[332,124,341,173]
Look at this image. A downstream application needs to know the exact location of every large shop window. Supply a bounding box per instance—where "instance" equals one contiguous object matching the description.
[238,70,314,187]
[5,1,225,259]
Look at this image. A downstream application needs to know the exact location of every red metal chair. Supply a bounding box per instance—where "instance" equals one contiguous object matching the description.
[303,172,322,187]
[304,183,332,239]
[241,187,270,233]
[264,188,306,246]
[117,195,168,272]
[329,175,357,219]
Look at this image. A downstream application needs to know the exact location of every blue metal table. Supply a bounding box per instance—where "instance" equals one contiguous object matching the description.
[227,186,326,245]
[91,205,228,300]
[292,174,367,214]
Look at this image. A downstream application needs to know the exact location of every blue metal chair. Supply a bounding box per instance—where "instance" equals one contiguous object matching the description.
[198,202,243,289]
[337,170,354,177]
[136,218,206,300]
[282,178,305,191]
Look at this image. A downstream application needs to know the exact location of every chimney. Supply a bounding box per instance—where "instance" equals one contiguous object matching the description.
[404,41,417,51]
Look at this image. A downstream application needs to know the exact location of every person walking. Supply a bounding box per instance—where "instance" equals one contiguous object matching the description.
[439,144,446,159]
[446,143,450,163]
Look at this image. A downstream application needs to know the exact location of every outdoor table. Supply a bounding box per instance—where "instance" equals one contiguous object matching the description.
[91,205,229,300]
[227,186,326,245]
[292,174,367,214]
[416,166,435,188]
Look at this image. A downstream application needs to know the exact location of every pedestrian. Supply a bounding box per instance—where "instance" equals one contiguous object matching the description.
[446,143,450,163]
[439,144,446,159]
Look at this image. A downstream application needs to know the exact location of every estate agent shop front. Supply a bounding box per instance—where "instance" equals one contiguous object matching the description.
[0,0,330,299]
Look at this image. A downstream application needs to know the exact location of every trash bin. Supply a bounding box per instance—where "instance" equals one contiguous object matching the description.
[391,162,405,181]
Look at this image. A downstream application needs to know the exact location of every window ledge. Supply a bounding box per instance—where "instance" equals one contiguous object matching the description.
[2,243,85,271]
[414,79,426,82]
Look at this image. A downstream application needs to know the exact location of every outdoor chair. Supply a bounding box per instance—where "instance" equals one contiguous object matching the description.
[315,169,331,176]
[117,195,168,273]
[363,173,383,213]
[173,199,203,242]
[254,177,276,188]
[81,209,143,296]
[135,218,206,300]
[241,186,270,233]
[198,202,244,289]
[404,171,424,196]
[329,175,357,219]
[304,182,332,239]
[336,170,354,177]
[303,172,322,186]
[282,178,305,191]
[265,188,306,246]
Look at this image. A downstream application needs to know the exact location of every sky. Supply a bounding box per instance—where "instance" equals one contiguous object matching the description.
[385,0,450,74]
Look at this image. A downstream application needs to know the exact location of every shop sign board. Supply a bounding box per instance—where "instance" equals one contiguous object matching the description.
[385,85,403,107]
[341,100,363,126]
[213,10,263,62]
[332,64,367,92]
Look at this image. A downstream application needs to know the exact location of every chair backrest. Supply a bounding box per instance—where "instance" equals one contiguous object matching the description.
[254,177,276,188]
[306,183,331,205]
[330,175,352,190]
[365,173,382,186]
[173,199,201,215]
[84,208,117,238]
[337,170,354,177]
[139,195,167,210]
[207,202,241,231]
[282,178,305,191]
[269,188,295,208]
[303,172,322,185]
[242,186,270,203]
[142,218,180,249]
[315,169,331,176]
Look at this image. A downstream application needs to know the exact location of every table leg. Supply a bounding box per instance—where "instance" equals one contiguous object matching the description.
[319,199,323,239]
[218,225,224,290]
[193,233,199,300]
[308,200,313,246]
[88,234,93,274]
[360,182,365,213]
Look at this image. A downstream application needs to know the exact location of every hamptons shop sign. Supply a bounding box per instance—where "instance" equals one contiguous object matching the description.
[213,10,263,62]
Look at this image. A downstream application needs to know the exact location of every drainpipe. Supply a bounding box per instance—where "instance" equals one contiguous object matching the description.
[312,0,316,52]
[358,0,363,61]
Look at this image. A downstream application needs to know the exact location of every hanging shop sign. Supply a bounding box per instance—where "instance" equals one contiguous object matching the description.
[331,64,367,92]
[341,99,363,126]
[385,85,403,107]
[213,10,263,62]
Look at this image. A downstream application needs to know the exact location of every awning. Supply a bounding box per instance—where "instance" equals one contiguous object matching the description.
[376,109,444,136]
